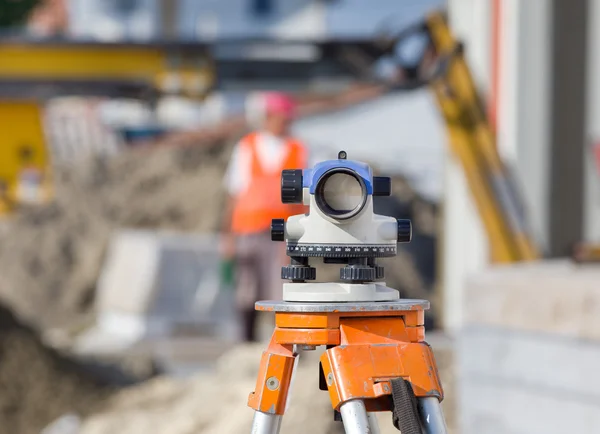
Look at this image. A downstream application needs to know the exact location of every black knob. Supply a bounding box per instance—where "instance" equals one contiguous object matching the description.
[373,176,391,196]
[281,169,303,204]
[281,266,316,281]
[271,219,285,241]
[397,219,412,243]
[340,266,376,282]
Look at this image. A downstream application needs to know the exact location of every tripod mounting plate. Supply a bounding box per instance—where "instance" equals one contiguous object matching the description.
[255,299,429,312]
[282,281,400,302]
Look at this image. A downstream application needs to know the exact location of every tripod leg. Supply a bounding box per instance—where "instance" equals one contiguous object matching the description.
[417,397,448,434]
[251,411,282,434]
[340,399,371,434]
[366,412,381,434]
[248,336,296,434]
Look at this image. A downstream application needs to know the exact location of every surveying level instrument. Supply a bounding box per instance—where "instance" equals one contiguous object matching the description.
[248,151,448,434]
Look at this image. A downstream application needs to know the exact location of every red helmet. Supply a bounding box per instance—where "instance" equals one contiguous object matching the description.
[263,92,296,119]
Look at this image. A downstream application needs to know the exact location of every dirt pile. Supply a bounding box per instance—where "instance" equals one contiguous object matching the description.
[0,140,235,329]
[0,302,117,434]
[79,342,455,434]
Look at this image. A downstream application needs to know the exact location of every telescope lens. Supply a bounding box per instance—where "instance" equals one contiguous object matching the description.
[322,173,363,211]
[315,169,367,219]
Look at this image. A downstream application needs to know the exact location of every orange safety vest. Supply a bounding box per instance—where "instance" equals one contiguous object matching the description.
[231,132,307,234]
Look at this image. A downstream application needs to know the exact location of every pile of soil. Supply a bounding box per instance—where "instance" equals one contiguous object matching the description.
[0,140,235,330]
[0,302,116,434]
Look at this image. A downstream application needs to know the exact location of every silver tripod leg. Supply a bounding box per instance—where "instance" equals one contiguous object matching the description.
[417,397,448,434]
[340,399,371,434]
[367,412,381,434]
[251,412,282,434]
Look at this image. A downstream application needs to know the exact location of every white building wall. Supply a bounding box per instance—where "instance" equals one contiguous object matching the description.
[584,0,600,242]
[499,0,552,253]
[443,0,491,332]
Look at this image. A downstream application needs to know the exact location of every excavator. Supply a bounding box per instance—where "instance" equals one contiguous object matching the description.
[0,11,541,264]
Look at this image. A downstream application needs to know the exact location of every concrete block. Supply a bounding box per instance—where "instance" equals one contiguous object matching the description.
[464,259,600,339]
[458,329,600,434]
[96,230,161,315]
[75,229,233,355]
[458,260,600,433]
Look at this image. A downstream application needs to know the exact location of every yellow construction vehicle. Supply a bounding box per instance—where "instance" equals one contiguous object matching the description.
[0,40,214,214]
[0,99,49,212]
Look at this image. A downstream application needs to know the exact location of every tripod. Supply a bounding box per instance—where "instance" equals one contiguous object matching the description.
[247,299,447,434]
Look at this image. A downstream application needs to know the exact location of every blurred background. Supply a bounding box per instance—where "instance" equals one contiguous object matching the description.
[0,0,598,433]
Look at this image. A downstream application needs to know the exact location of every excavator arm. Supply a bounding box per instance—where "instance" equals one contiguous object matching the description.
[423,12,538,262]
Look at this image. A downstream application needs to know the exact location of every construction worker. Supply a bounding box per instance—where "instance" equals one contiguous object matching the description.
[221,92,308,342]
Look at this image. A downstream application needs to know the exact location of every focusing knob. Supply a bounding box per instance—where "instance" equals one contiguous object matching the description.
[271,219,285,241]
[281,169,303,204]
[375,265,384,280]
[397,219,412,243]
[340,266,376,282]
[281,266,316,281]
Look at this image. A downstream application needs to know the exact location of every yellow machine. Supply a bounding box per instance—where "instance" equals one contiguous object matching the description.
[0,100,49,211]
[0,40,214,214]
[382,12,539,263]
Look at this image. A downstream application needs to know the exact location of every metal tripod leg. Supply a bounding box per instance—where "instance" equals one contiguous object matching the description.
[340,399,371,434]
[417,397,448,434]
[367,412,381,434]
[251,412,282,434]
